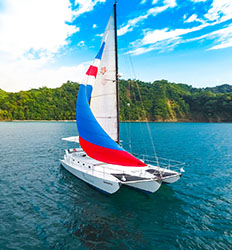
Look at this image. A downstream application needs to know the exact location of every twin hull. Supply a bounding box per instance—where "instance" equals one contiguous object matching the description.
[60,159,161,194]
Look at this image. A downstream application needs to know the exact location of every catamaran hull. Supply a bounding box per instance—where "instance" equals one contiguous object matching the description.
[125,180,161,193]
[60,160,121,194]
[162,174,181,184]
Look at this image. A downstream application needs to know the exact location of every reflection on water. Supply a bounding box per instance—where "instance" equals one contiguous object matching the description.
[71,216,144,249]
[59,165,185,250]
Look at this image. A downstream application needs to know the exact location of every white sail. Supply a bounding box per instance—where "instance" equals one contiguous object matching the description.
[90,11,118,142]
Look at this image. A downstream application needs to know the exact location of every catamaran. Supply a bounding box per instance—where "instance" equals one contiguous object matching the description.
[60,2,184,194]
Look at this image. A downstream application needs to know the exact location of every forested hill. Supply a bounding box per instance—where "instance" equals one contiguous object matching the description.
[204,84,232,94]
[0,80,232,122]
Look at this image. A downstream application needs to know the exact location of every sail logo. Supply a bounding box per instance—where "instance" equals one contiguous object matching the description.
[100,66,107,85]
[100,66,107,75]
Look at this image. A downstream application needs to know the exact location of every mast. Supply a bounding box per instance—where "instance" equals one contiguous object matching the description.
[114,1,120,144]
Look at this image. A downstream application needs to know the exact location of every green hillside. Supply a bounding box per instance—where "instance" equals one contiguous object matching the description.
[0,80,232,122]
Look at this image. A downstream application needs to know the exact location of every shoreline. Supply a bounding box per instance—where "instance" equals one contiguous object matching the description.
[0,120,232,123]
[0,120,76,122]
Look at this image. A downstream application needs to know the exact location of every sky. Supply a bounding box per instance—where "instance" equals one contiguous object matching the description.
[0,0,232,92]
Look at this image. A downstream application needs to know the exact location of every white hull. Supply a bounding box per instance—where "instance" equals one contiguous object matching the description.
[60,160,121,194]
[125,180,161,193]
[148,167,182,184]
[144,163,183,184]
[60,149,163,194]
[162,173,181,184]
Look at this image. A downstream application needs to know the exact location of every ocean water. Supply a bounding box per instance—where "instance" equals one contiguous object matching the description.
[0,121,231,250]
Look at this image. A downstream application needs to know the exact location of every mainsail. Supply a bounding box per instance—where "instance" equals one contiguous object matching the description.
[76,5,146,167]
[90,9,118,142]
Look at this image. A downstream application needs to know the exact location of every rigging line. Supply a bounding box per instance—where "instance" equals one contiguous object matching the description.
[117,15,134,154]
[128,56,159,167]
[117,7,155,161]
[126,84,132,153]
[119,36,159,167]
[127,121,132,153]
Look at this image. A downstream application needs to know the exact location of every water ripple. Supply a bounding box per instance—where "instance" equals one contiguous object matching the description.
[0,122,232,249]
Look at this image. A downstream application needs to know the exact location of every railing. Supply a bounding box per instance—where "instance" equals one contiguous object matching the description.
[65,148,185,175]
[133,153,185,172]
[66,154,155,180]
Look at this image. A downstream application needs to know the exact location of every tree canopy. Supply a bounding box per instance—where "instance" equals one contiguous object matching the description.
[0,80,232,122]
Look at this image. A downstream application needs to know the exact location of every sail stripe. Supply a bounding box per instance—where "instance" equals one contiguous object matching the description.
[84,43,104,85]
[79,136,146,166]
[96,42,105,59]
[86,65,98,78]
[86,85,93,102]
[85,75,95,87]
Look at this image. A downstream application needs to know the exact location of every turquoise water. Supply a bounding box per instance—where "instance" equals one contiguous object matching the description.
[0,122,231,249]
